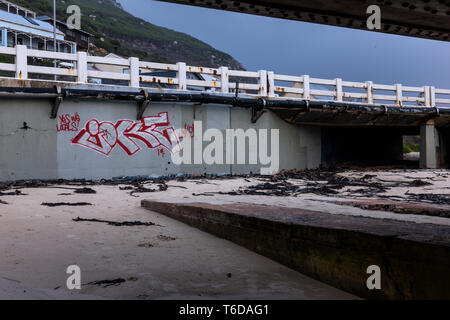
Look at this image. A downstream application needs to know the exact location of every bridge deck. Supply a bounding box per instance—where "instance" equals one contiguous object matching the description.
[0,45,449,127]
[158,0,450,42]
[0,45,448,109]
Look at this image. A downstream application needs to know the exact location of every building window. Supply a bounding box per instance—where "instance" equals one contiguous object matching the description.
[7,32,14,47]
[66,30,74,37]
[81,35,88,42]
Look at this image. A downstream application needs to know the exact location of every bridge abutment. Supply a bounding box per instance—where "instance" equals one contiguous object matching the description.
[0,98,321,181]
[1,86,449,181]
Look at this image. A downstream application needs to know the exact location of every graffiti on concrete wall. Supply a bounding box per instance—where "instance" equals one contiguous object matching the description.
[157,148,166,158]
[57,113,80,132]
[71,112,181,156]
[183,123,195,138]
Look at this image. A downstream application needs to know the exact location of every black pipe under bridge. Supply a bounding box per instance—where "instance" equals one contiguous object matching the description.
[0,86,449,128]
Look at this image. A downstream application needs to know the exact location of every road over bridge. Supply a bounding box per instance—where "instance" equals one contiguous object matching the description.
[158,0,450,42]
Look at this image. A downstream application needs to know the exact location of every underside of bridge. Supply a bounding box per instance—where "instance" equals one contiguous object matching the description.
[266,105,449,168]
[158,0,450,42]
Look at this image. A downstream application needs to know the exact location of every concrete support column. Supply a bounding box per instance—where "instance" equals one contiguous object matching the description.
[420,120,440,169]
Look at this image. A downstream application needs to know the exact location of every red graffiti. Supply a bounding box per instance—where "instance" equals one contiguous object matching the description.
[71,112,181,156]
[57,113,80,132]
[183,123,195,138]
[157,148,166,158]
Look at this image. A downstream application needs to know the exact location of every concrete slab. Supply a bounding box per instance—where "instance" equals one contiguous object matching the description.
[128,171,450,226]
[141,199,450,300]
[324,198,450,217]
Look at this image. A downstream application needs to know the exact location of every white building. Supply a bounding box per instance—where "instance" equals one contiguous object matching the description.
[0,0,36,18]
[0,2,76,53]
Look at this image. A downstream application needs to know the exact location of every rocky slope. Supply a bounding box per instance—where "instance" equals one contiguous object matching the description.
[9,0,244,69]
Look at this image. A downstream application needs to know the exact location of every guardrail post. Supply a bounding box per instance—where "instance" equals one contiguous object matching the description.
[335,78,343,102]
[267,71,275,97]
[395,83,403,106]
[424,86,431,107]
[430,86,436,107]
[303,75,310,100]
[219,66,229,94]
[15,45,27,79]
[77,51,87,83]
[366,81,373,104]
[177,62,187,91]
[258,70,268,96]
[129,57,140,88]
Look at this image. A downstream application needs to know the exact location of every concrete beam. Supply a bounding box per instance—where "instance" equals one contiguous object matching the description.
[158,0,450,42]
[141,200,450,300]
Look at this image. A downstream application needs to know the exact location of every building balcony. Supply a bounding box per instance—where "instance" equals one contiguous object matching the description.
[0,28,76,53]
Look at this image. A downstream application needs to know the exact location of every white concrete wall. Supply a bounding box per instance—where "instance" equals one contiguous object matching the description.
[229,108,320,174]
[0,99,58,181]
[56,100,184,180]
[0,98,322,181]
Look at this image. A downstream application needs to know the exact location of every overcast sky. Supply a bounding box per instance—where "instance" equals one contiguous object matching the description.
[119,0,449,89]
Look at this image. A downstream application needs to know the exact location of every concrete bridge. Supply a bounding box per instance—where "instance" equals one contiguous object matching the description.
[0,45,449,181]
[158,0,450,42]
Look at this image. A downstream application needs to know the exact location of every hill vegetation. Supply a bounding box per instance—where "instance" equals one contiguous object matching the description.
[8,0,244,69]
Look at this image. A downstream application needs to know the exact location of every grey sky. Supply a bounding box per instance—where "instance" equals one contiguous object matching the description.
[119,0,449,89]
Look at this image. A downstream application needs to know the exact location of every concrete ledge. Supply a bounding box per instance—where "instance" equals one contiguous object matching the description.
[0,77,78,89]
[325,199,450,218]
[141,200,450,300]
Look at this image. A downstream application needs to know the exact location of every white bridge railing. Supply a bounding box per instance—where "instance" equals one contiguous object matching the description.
[1,45,449,108]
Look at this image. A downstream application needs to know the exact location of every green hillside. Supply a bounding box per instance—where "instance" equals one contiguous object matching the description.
[8,0,244,69]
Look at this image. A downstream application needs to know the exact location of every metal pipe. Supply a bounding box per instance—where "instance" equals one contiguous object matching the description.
[0,86,449,116]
